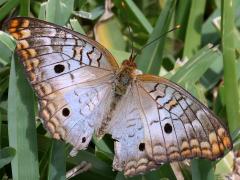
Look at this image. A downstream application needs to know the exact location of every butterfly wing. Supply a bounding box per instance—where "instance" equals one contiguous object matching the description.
[107,87,159,176]
[6,17,118,151]
[108,74,232,176]
[135,74,232,163]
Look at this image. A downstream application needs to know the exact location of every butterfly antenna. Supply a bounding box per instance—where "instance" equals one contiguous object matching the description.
[127,25,136,62]
[121,1,136,62]
[139,25,181,53]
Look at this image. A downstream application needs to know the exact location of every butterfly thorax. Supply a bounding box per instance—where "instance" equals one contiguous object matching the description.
[114,60,136,96]
[97,60,138,136]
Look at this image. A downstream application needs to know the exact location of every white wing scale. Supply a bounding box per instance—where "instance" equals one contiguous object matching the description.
[7,17,116,152]
[135,76,232,163]
[107,76,232,176]
[108,86,158,176]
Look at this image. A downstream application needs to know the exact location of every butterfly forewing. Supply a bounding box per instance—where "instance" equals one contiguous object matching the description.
[6,17,117,150]
[136,74,232,163]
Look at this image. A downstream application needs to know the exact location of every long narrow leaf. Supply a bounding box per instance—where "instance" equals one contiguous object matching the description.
[8,56,39,179]
[48,140,66,180]
[0,147,15,168]
[137,0,176,75]
[46,0,74,25]
[183,0,206,58]
[170,44,222,87]
[221,0,240,132]
[0,0,19,21]
[191,159,214,180]
[19,0,30,16]
[114,0,153,34]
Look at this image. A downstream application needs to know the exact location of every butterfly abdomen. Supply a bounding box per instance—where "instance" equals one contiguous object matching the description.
[96,65,135,137]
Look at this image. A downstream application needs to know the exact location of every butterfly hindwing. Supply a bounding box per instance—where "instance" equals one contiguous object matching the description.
[6,17,117,149]
[108,87,159,176]
[39,83,112,150]
[136,74,232,163]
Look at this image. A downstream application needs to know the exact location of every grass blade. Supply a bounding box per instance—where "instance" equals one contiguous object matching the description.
[95,17,126,50]
[8,56,39,179]
[191,159,214,180]
[0,0,19,21]
[46,0,74,25]
[114,0,153,34]
[175,0,191,40]
[69,19,85,34]
[137,0,176,75]
[0,0,7,6]
[183,0,207,58]
[48,140,66,180]
[0,31,15,65]
[46,0,62,24]
[38,2,47,20]
[221,0,240,132]
[19,0,30,16]
[0,147,15,168]
[170,44,222,87]
[67,150,115,179]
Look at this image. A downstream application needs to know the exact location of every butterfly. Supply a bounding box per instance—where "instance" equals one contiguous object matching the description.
[6,17,232,176]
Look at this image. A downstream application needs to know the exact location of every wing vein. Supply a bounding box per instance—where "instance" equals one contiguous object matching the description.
[37,73,112,99]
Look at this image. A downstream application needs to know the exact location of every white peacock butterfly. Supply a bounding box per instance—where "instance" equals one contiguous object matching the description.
[6,17,232,176]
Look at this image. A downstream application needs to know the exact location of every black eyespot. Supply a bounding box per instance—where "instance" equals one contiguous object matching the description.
[62,108,70,117]
[139,143,145,151]
[164,123,172,134]
[54,64,65,73]
[82,137,86,143]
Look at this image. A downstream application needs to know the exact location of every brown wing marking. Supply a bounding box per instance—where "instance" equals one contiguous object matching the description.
[136,74,232,163]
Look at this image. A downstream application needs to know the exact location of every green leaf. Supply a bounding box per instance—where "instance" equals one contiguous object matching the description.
[95,16,126,50]
[8,56,39,179]
[170,45,221,87]
[67,150,115,179]
[48,140,66,180]
[93,136,113,155]
[46,0,74,25]
[0,31,16,65]
[175,0,191,40]
[0,67,10,99]
[0,32,15,51]
[202,8,221,45]
[137,0,176,75]
[0,0,19,21]
[73,6,104,20]
[215,151,234,178]
[183,0,207,58]
[0,147,16,168]
[0,0,7,6]
[109,49,130,64]
[20,0,30,16]
[200,54,223,91]
[191,159,214,180]
[38,2,47,20]
[221,0,240,132]
[69,19,85,34]
[114,0,153,34]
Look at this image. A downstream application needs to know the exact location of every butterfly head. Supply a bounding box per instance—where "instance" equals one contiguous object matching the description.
[121,51,137,68]
[121,59,137,69]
